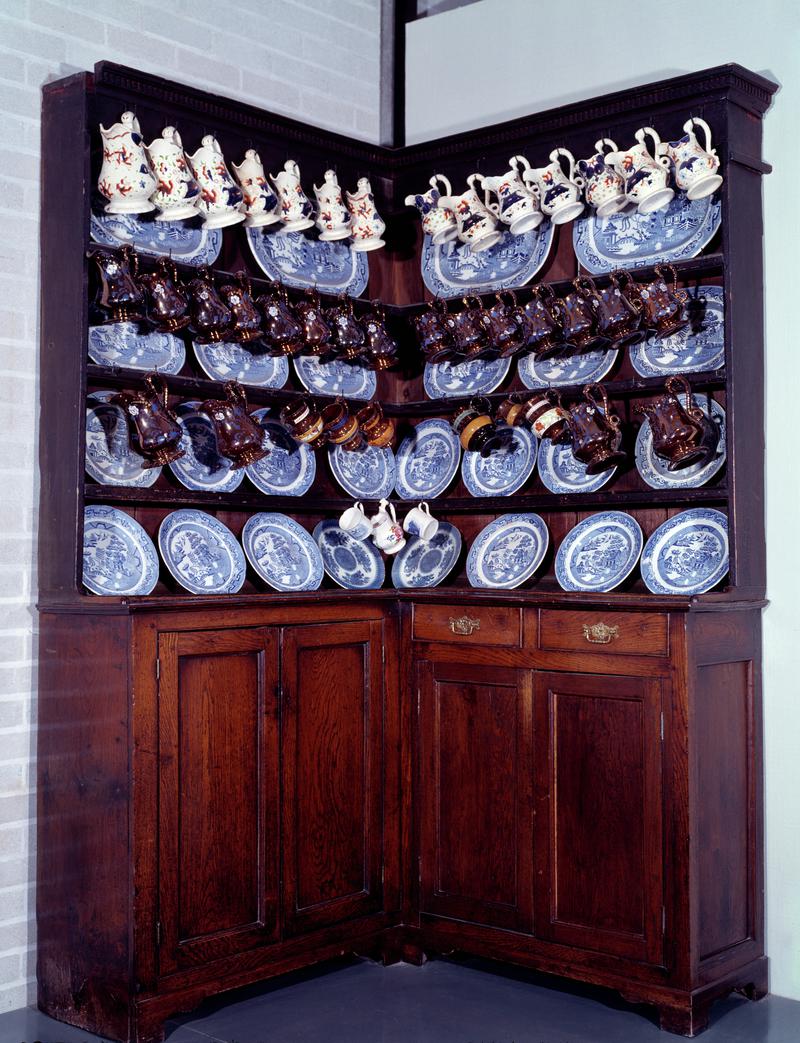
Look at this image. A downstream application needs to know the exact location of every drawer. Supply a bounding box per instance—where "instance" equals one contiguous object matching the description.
[537,610,669,657]
[412,603,522,646]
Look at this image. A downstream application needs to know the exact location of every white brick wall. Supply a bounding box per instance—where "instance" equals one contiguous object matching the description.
[0,0,382,1014]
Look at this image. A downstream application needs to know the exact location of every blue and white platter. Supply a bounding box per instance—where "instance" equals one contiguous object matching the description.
[629,286,725,377]
[537,437,616,495]
[85,391,160,488]
[246,408,316,496]
[88,322,186,373]
[462,426,536,497]
[292,355,377,400]
[313,519,386,590]
[518,346,618,390]
[241,513,323,592]
[158,509,246,594]
[636,397,726,490]
[192,340,289,387]
[83,505,160,596]
[169,401,245,493]
[391,523,462,589]
[421,223,554,298]
[90,211,222,266]
[423,356,512,399]
[328,443,396,500]
[395,419,461,500]
[466,513,549,590]
[246,228,369,296]
[555,511,643,593]
[573,192,721,274]
[640,508,729,596]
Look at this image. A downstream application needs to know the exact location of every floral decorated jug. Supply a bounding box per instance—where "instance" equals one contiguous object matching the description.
[605,128,674,214]
[313,169,351,241]
[187,135,245,229]
[657,118,723,200]
[270,160,315,233]
[346,177,386,252]
[439,174,502,253]
[145,126,200,222]
[404,175,458,244]
[575,139,628,217]
[231,149,281,227]
[97,111,157,215]
[481,160,543,234]
[519,149,585,225]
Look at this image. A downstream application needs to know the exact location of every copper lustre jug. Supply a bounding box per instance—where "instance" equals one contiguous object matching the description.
[111,372,184,467]
[139,256,190,333]
[186,266,233,343]
[219,271,263,344]
[566,382,626,474]
[198,381,268,468]
[294,287,333,356]
[636,375,719,470]
[92,245,145,323]
[522,284,567,359]
[258,285,304,356]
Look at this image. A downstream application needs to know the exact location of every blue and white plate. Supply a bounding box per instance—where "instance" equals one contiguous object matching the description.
[328,442,396,499]
[83,505,160,596]
[555,511,643,592]
[192,340,289,387]
[537,438,616,495]
[392,523,462,589]
[313,519,385,590]
[246,228,369,296]
[423,356,512,399]
[88,323,186,373]
[518,346,618,390]
[636,397,726,490]
[421,224,554,298]
[629,286,725,377]
[573,193,721,274]
[85,391,160,488]
[462,426,536,497]
[395,419,461,500]
[242,513,323,592]
[90,211,222,266]
[641,508,729,596]
[467,513,549,589]
[169,401,245,493]
[158,510,246,594]
[293,355,377,400]
[246,408,316,496]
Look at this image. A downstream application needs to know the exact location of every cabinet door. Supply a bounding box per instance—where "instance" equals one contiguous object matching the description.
[157,627,280,975]
[281,620,383,936]
[533,671,664,964]
[417,659,533,932]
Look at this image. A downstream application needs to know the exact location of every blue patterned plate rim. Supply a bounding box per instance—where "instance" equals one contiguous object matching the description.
[246,227,369,297]
[555,511,643,593]
[640,508,729,596]
[192,339,290,388]
[466,513,550,590]
[245,409,316,497]
[85,391,160,489]
[82,505,159,597]
[461,426,537,498]
[88,323,186,374]
[628,286,724,378]
[391,522,462,590]
[241,513,323,592]
[90,211,222,266]
[313,519,386,590]
[517,346,618,390]
[536,437,616,495]
[168,402,245,493]
[327,443,396,500]
[292,355,377,400]
[395,419,461,500]
[635,397,725,490]
[423,356,512,399]
[157,509,246,595]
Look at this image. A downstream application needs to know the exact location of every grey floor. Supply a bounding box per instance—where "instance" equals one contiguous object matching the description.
[2,957,797,1043]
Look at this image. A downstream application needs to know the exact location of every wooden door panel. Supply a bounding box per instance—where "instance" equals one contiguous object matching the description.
[418,660,533,932]
[157,628,280,975]
[282,621,383,936]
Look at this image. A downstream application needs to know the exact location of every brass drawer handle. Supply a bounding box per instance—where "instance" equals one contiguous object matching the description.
[582,622,619,644]
[449,614,481,636]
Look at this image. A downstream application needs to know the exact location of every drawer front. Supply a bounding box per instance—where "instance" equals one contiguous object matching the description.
[538,610,669,657]
[412,603,522,646]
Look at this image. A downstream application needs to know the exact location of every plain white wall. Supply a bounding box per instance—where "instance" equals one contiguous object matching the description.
[408,0,800,1002]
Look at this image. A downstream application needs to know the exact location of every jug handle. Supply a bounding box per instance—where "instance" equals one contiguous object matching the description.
[595,138,618,157]
[584,382,619,426]
[685,117,714,154]
[664,375,705,418]
[496,289,517,310]
[654,263,687,302]
[550,148,577,182]
[635,126,662,159]
[429,174,453,197]
[573,274,600,302]
[224,380,247,407]
[145,372,169,410]
[463,294,484,312]
[121,243,138,277]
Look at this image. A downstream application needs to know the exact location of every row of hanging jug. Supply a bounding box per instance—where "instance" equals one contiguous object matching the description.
[97,111,386,249]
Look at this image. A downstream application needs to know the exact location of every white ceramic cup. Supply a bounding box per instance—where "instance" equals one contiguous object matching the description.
[371,500,406,554]
[339,501,372,541]
[403,502,439,542]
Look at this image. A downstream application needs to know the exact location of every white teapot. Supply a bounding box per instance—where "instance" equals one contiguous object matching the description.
[97,111,157,215]
[270,160,315,233]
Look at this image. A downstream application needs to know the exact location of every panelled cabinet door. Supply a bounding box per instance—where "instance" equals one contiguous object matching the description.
[533,671,664,965]
[281,620,384,937]
[417,659,534,932]
[157,627,280,976]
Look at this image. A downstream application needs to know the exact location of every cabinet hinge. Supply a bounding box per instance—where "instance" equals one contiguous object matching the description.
[155,921,162,947]
[156,659,160,681]
[660,711,664,743]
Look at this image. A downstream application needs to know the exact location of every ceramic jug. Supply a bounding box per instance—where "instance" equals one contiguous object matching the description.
[92,246,145,323]
[637,264,689,336]
[574,274,644,348]
[270,160,315,233]
[481,161,543,234]
[566,383,626,475]
[575,139,628,217]
[199,381,267,468]
[405,176,458,244]
[145,126,200,222]
[657,118,723,200]
[139,256,190,333]
[187,135,245,229]
[412,298,458,363]
[186,266,233,342]
[605,128,674,214]
[522,284,568,359]
[636,376,720,471]
[519,149,585,225]
[346,177,386,252]
[440,174,502,253]
[294,288,333,356]
[361,301,399,370]
[258,285,304,356]
[328,296,366,359]
[313,169,351,241]
[231,149,281,227]
[219,271,263,344]
[97,111,157,215]
[478,290,531,358]
[112,372,183,467]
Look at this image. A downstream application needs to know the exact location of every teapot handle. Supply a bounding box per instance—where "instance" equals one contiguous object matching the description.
[685,116,714,154]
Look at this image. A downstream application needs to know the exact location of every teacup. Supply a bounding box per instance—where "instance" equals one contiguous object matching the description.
[372,501,406,555]
[440,174,502,253]
[658,118,723,200]
[339,501,373,541]
[187,135,245,229]
[574,274,644,348]
[270,159,315,233]
[346,177,386,251]
[280,398,324,445]
[314,169,351,241]
[452,397,504,456]
[112,372,183,467]
[496,391,530,428]
[139,256,190,333]
[403,502,439,542]
[405,175,458,244]
[231,149,281,227]
[636,375,719,471]
[198,381,268,468]
[566,383,626,475]
[146,126,200,222]
[480,161,543,234]
[219,270,263,344]
[518,149,585,225]
[605,128,674,214]
[92,245,145,324]
[575,139,628,218]
[186,266,233,343]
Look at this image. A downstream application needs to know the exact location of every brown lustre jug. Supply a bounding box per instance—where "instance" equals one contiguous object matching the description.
[327,296,366,360]
[139,256,190,333]
[92,245,145,323]
[219,271,263,344]
[566,382,626,474]
[639,263,689,337]
[186,266,233,343]
[294,288,333,357]
[198,381,267,468]
[258,285,304,356]
[522,284,567,359]
[111,372,184,467]
[478,290,531,359]
[636,375,720,471]
[413,298,457,363]
[362,301,399,370]
[576,272,645,348]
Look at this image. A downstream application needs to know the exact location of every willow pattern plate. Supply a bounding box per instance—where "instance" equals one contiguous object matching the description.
[83,505,159,596]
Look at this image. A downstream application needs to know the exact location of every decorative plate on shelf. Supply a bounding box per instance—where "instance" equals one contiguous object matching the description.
[537,437,616,495]
[421,223,554,298]
[85,391,160,488]
[88,323,186,373]
[158,509,246,594]
[640,508,729,595]
[83,505,160,596]
[572,192,721,273]
[241,513,323,592]
[394,419,461,500]
[90,211,222,266]
[292,355,377,400]
[423,356,512,399]
[461,426,537,497]
[246,408,316,496]
[466,513,549,590]
[635,397,726,490]
[555,511,643,593]
[518,346,618,390]
[192,340,290,387]
[169,401,245,493]
[391,523,462,589]
[246,228,369,296]
[313,519,385,590]
[629,286,725,377]
[328,443,396,500]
